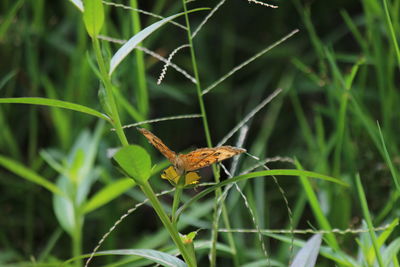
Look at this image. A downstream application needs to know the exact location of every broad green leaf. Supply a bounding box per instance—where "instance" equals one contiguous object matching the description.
[83,0,104,38]
[0,97,111,122]
[290,234,322,267]
[52,125,104,235]
[65,249,187,267]
[69,123,104,204]
[0,154,64,196]
[113,145,151,183]
[69,148,85,183]
[109,8,208,75]
[53,176,76,236]
[83,178,136,214]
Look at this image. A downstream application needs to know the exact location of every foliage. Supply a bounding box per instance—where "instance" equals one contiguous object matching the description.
[0,0,399,266]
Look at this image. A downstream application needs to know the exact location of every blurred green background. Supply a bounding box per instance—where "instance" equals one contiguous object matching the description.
[0,0,399,266]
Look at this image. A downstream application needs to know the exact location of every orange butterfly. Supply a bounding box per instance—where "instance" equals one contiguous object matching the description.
[137,128,246,183]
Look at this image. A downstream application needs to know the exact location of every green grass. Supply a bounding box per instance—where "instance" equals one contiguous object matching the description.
[0,0,399,266]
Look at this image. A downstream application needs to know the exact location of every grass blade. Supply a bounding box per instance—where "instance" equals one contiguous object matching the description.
[0,0,25,40]
[83,178,136,214]
[109,8,209,75]
[0,97,111,122]
[377,122,400,193]
[382,0,400,72]
[0,154,64,196]
[355,174,384,267]
[295,160,339,250]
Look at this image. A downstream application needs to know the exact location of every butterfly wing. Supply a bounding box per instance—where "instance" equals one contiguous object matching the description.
[137,128,177,163]
[180,146,246,171]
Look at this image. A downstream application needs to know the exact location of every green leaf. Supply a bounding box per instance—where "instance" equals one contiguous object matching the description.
[113,145,151,183]
[266,233,357,266]
[83,0,104,38]
[64,249,187,267]
[377,122,400,193]
[53,176,76,236]
[109,8,209,75]
[356,174,384,267]
[52,125,104,234]
[83,178,136,214]
[69,0,83,11]
[295,160,339,249]
[0,97,111,122]
[383,238,400,266]
[290,234,322,267]
[0,154,64,196]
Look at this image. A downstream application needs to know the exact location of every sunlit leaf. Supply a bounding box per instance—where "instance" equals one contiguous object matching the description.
[0,97,111,122]
[290,234,322,267]
[113,145,151,183]
[109,8,208,75]
[83,0,104,38]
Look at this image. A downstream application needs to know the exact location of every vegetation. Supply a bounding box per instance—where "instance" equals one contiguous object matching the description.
[0,0,399,266]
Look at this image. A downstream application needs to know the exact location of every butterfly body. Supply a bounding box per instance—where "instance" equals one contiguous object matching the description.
[138,128,246,175]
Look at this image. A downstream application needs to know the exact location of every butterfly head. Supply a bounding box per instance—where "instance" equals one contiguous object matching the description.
[172,155,186,175]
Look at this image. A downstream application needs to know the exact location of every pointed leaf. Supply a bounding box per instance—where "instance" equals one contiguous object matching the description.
[109,8,208,75]
[113,145,151,183]
[53,176,76,236]
[0,154,64,196]
[83,178,136,213]
[0,97,110,121]
[65,249,187,267]
[68,0,83,11]
[83,0,104,38]
[383,238,400,266]
[290,234,322,267]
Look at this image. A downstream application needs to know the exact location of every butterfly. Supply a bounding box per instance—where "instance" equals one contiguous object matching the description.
[137,128,246,184]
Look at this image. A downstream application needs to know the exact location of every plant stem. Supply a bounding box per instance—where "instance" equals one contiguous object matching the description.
[72,195,83,267]
[72,223,82,267]
[92,37,129,146]
[180,0,212,148]
[172,185,183,224]
[180,3,238,266]
[140,181,197,267]
[130,0,149,118]
[92,34,197,266]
